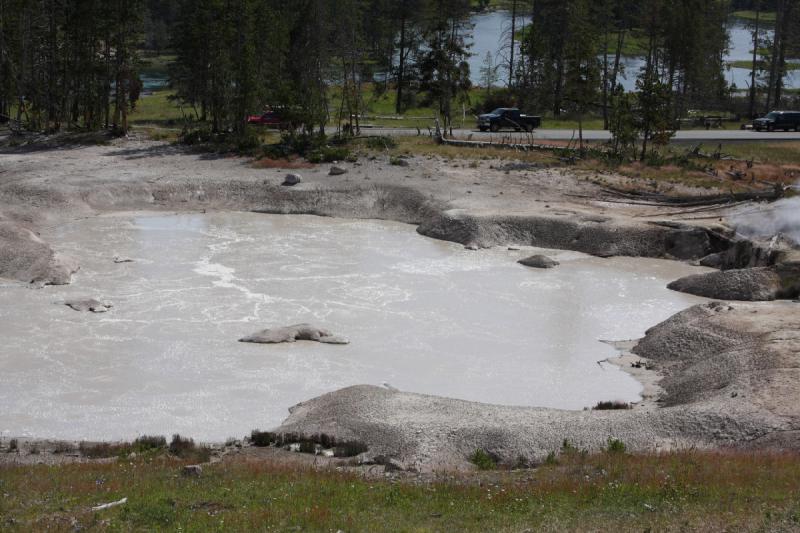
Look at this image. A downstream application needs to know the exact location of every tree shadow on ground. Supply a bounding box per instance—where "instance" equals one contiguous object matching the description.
[103,142,251,163]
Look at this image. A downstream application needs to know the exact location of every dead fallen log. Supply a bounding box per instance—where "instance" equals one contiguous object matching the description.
[91,497,127,512]
[599,184,785,207]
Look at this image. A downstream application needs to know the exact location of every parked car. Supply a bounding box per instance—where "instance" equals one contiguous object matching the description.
[753,110,800,132]
[477,108,542,132]
[246,110,286,129]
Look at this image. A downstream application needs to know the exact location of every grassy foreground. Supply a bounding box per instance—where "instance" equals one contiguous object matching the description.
[3,450,800,531]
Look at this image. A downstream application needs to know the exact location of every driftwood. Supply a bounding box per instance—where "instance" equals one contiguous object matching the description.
[91,497,127,512]
[633,200,753,218]
[599,184,785,207]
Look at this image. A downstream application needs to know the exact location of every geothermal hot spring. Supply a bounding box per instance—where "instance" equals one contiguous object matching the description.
[0,212,709,441]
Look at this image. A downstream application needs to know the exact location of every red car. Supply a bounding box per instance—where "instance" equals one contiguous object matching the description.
[246,110,286,128]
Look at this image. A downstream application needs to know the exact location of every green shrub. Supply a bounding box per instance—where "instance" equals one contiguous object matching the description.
[180,128,214,146]
[307,146,350,163]
[364,136,397,150]
[333,441,368,457]
[298,441,318,454]
[133,435,167,452]
[643,150,667,167]
[249,431,364,456]
[469,449,497,470]
[593,401,632,410]
[79,441,131,458]
[262,132,349,162]
[561,439,577,454]
[472,88,516,114]
[544,451,559,466]
[168,434,211,463]
[606,438,627,454]
[250,430,277,447]
[234,129,262,154]
[52,442,76,454]
[168,434,195,457]
[513,455,530,469]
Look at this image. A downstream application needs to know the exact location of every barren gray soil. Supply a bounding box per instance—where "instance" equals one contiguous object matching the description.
[1,137,798,469]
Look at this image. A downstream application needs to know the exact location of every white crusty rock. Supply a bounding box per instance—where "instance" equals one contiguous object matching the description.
[239,323,349,345]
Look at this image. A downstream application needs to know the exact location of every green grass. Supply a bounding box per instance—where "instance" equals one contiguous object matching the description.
[386,136,564,164]
[729,60,800,71]
[130,89,186,127]
[605,29,649,57]
[138,53,176,79]
[470,0,510,10]
[3,451,800,531]
[711,141,800,165]
[732,10,777,23]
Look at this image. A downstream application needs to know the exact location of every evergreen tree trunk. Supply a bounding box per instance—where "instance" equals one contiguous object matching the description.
[774,1,791,108]
[508,0,516,88]
[749,6,760,118]
[610,29,624,91]
[766,0,784,112]
[602,25,609,129]
[396,11,406,114]
[640,32,656,161]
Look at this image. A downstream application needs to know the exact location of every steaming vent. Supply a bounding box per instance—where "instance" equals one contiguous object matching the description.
[732,186,800,248]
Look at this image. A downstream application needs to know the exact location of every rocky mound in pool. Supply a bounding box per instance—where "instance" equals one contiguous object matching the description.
[272,301,800,471]
[0,220,78,286]
[239,324,349,345]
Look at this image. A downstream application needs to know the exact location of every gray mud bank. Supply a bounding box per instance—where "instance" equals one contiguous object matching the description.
[1,141,799,469]
[277,301,800,470]
[3,177,797,296]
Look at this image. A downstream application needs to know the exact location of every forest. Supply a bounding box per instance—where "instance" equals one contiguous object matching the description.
[1,0,798,150]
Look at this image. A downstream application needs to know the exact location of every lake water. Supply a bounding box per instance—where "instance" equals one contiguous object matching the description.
[469,11,799,91]
[0,213,708,441]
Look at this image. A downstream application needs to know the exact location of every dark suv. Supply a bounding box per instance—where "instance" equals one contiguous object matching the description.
[477,108,542,132]
[753,111,800,131]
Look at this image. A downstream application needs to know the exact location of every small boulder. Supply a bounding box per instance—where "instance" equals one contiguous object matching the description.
[239,323,349,345]
[667,266,784,301]
[329,166,347,176]
[182,465,203,477]
[282,173,302,186]
[64,299,112,313]
[518,255,559,269]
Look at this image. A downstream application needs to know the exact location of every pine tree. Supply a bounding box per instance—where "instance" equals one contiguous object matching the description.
[416,0,472,131]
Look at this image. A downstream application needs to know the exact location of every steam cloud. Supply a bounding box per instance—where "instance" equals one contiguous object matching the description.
[732,189,800,246]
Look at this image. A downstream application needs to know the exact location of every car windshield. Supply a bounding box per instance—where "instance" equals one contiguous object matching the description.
[766,112,779,120]
[490,109,505,115]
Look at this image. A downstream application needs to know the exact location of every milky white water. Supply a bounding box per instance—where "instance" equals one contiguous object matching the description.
[0,213,709,441]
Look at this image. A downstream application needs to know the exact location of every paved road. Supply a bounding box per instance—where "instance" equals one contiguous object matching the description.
[364,127,800,143]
